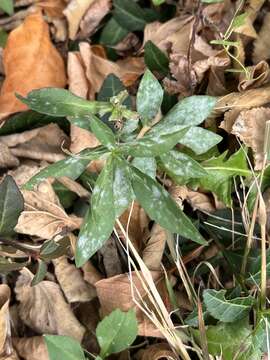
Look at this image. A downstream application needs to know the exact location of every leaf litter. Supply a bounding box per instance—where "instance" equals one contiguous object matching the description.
[1,0,270,359]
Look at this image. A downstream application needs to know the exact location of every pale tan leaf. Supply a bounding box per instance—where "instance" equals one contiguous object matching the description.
[79,0,111,38]
[63,0,95,39]
[142,224,166,271]
[82,261,103,286]
[15,268,85,341]
[13,337,49,360]
[0,12,66,122]
[218,86,270,132]
[0,285,11,356]
[53,256,96,302]
[238,61,270,91]
[0,124,68,163]
[15,181,82,239]
[67,52,89,99]
[135,343,178,360]
[96,271,169,337]
[186,190,216,213]
[8,162,45,187]
[57,177,90,198]
[253,12,270,64]
[0,143,19,169]
[232,107,270,170]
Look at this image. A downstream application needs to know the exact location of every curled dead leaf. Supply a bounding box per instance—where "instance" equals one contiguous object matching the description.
[142,224,167,271]
[15,268,85,341]
[96,271,169,337]
[64,0,95,39]
[15,181,82,239]
[135,343,178,360]
[238,61,270,91]
[0,143,19,169]
[53,256,96,302]
[0,124,68,163]
[13,337,49,360]
[78,0,111,39]
[232,107,270,170]
[0,12,66,122]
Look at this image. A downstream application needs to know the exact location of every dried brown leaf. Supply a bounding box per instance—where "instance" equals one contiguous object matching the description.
[0,124,68,163]
[218,86,270,132]
[78,0,111,38]
[53,256,96,302]
[57,177,90,198]
[0,12,66,122]
[238,61,270,91]
[63,0,95,39]
[15,268,85,341]
[13,337,49,360]
[231,107,270,170]
[82,261,103,286]
[8,162,44,187]
[142,224,166,271]
[37,0,66,18]
[15,181,82,239]
[253,12,270,64]
[96,271,169,337]
[0,285,12,357]
[0,143,19,169]
[135,343,178,360]
[99,236,123,277]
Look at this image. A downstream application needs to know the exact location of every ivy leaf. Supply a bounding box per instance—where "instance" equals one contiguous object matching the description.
[196,148,250,206]
[120,127,189,157]
[98,74,131,107]
[179,127,222,155]
[204,318,262,360]
[90,116,116,150]
[31,260,47,286]
[137,70,163,125]
[159,150,207,185]
[97,309,138,358]
[132,157,156,179]
[23,147,108,190]
[76,157,115,266]
[0,0,14,15]
[113,157,134,217]
[144,41,169,75]
[17,88,112,117]
[0,176,24,236]
[99,18,128,46]
[203,289,255,323]
[45,335,85,360]
[131,167,206,245]
[113,0,148,31]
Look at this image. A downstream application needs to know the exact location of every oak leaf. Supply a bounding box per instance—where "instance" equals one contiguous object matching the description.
[0,12,66,122]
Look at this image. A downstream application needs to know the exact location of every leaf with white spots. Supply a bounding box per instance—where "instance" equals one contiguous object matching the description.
[131,167,206,245]
[132,157,156,179]
[90,115,116,150]
[76,156,115,266]
[159,150,206,184]
[112,157,134,217]
[97,309,138,358]
[137,70,163,125]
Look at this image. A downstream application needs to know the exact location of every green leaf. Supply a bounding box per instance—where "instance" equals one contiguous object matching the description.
[204,318,262,360]
[131,167,206,245]
[0,0,14,15]
[99,17,129,46]
[144,41,169,76]
[45,335,85,360]
[152,0,165,5]
[137,70,163,125]
[150,95,217,137]
[0,28,8,47]
[232,13,247,29]
[17,88,112,118]
[0,257,28,273]
[203,289,255,323]
[40,238,69,261]
[246,248,270,285]
[132,157,156,179]
[53,182,77,209]
[112,157,134,217]
[197,148,250,206]
[97,309,138,358]
[179,127,222,155]
[159,150,207,184]
[90,116,116,150]
[31,260,47,286]
[120,127,189,157]
[98,74,131,107]
[211,39,239,47]
[23,147,107,190]
[113,0,148,31]
[0,176,24,236]
[76,157,115,266]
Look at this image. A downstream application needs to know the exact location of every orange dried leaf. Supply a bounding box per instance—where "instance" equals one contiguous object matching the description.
[0,12,66,122]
